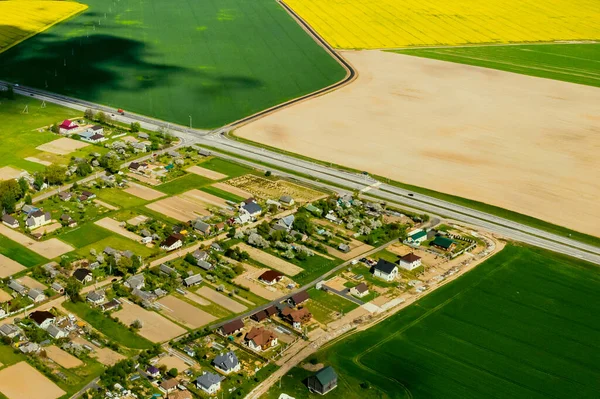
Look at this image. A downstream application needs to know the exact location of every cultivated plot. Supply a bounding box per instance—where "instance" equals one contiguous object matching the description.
[226,175,325,203]
[237,50,600,236]
[186,165,228,180]
[158,295,217,329]
[18,275,46,291]
[35,137,89,155]
[0,166,22,181]
[123,182,166,201]
[113,301,186,343]
[0,289,12,302]
[196,286,247,313]
[211,182,253,200]
[0,254,26,278]
[0,361,66,399]
[44,345,83,369]
[0,224,74,258]
[145,189,228,222]
[95,217,143,242]
[157,354,190,372]
[234,243,304,276]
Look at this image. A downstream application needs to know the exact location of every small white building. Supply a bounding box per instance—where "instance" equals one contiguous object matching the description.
[349,282,369,298]
[372,259,398,282]
[26,210,51,229]
[398,253,422,271]
[160,234,183,252]
[28,288,46,303]
[196,372,223,395]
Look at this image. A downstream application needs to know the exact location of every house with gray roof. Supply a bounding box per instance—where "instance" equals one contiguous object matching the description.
[47,324,68,339]
[307,366,338,395]
[132,288,157,303]
[8,280,27,295]
[2,214,19,228]
[51,282,64,294]
[125,274,145,290]
[279,195,294,206]
[0,324,21,338]
[197,259,213,271]
[240,201,262,218]
[213,351,240,374]
[183,274,203,287]
[43,262,59,278]
[276,214,295,231]
[86,291,105,305]
[160,264,176,276]
[196,372,224,394]
[28,288,46,303]
[193,219,211,235]
[192,250,208,261]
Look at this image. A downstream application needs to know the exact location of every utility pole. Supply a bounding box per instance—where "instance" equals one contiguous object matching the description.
[189,115,192,128]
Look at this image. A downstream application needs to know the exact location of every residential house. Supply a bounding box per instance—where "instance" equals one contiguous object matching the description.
[250,305,277,322]
[59,119,79,134]
[21,205,39,216]
[8,280,27,295]
[398,253,422,271]
[131,142,147,152]
[197,148,211,157]
[138,132,150,140]
[125,274,145,290]
[104,246,118,257]
[0,324,21,338]
[304,204,322,216]
[132,288,157,303]
[167,150,181,158]
[213,351,241,374]
[73,268,93,284]
[86,291,105,306]
[82,190,96,199]
[196,372,224,395]
[28,288,46,303]
[279,195,295,207]
[84,133,106,144]
[161,234,183,252]
[197,259,214,271]
[371,259,398,282]
[159,264,176,276]
[431,236,456,251]
[259,270,283,285]
[276,214,295,231]
[235,212,252,225]
[19,342,40,354]
[214,222,225,233]
[192,250,208,262]
[160,378,179,394]
[43,263,59,278]
[210,243,223,252]
[2,214,19,228]
[245,327,278,352]
[57,191,72,201]
[51,282,64,294]
[192,219,211,235]
[183,274,203,287]
[288,291,310,307]
[26,210,51,229]
[406,229,427,245]
[281,307,312,329]
[240,200,262,219]
[146,365,161,379]
[349,283,369,298]
[60,214,77,227]
[183,346,195,357]
[307,366,338,395]
[219,319,244,336]
[47,324,68,339]
[338,243,350,253]
[29,310,56,329]
[128,162,148,173]
[100,299,121,312]
[87,125,104,135]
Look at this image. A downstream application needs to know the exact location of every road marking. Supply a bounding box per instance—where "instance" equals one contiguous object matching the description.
[360,182,381,193]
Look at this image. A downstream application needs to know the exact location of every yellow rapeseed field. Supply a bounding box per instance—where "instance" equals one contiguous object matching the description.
[285,0,600,49]
[0,0,87,53]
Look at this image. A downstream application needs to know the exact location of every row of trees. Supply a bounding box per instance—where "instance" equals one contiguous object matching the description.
[0,178,29,213]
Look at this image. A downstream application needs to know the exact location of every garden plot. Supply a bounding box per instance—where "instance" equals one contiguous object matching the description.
[196,286,247,313]
[93,199,119,211]
[124,182,165,201]
[35,137,88,155]
[24,157,51,166]
[0,254,26,278]
[18,275,46,291]
[233,264,285,300]
[126,172,161,186]
[211,182,253,200]
[185,292,211,306]
[113,301,185,343]
[0,224,73,258]
[234,243,303,276]
[180,189,229,209]
[72,337,124,366]
[0,288,12,301]
[0,166,22,180]
[157,295,217,329]
[325,238,373,260]
[44,345,83,369]
[0,361,65,399]
[145,189,227,222]
[186,165,227,180]
[227,175,325,202]
[127,215,149,226]
[95,217,143,242]
[157,354,191,371]
[31,222,61,235]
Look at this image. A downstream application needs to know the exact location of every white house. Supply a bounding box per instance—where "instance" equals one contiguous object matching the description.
[245,327,278,352]
[406,229,428,245]
[349,282,369,298]
[196,372,223,395]
[160,234,183,252]
[86,291,105,306]
[372,259,398,281]
[47,324,68,339]
[59,119,79,134]
[398,253,422,271]
[29,310,56,330]
[28,288,46,303]
[279,195,295,207]
[2,214,19,228]
[240,200,262,219]
[26,210,51,229]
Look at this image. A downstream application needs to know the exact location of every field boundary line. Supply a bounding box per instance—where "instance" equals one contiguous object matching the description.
[368,40,600,52]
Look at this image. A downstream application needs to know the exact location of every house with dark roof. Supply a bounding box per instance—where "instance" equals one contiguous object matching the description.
[146,365,161,379]
[307,366,338,395]
[250,305,277,322]
[349,282,369,298]
[73,268,93,284]
[196,372,224,394]
[161,234,183,252]
[101,298,121,312]
[245,327,278,352]
[220,319,244,336]
[371,259,398,282]
[86,291,105,305]
[259,270,283,285]
[431,236,456,251]
[2,214,19,228]
[128,162,148,173]
[26,210,51,229]
[281,307,312,329]
[406,229,428,245]
[29,310,55,329]
[240,201,262,219]
[192,219,211,235]
[60,214,77,227]
[288,291,310,306]
[398,253,422,271]
[213,351,240,374]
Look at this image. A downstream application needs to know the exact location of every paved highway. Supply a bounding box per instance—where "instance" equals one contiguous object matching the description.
[3,82,599,265]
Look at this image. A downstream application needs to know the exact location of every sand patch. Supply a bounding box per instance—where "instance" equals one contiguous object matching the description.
[32,222,62,235]
[124,182,165,201]
[0,166,22,181]
[126,172,161,186]
[233,265,285,300]
[0,362,65,399]
[157,354,191,371]
[324,276,349,291]
[186,165,227,180]
[0,224,73,258]
[211,182,253,199]
[36,137,89,155]
[0,254,26,278]
[185,292,211,306]
[0,288,12,301]
[196,286,247,313]
[180,189,229,209]
[325,238,373,261]
[72,337,125,366]
[18,276,47,291]
[145,189,227,222]
[121,136,138,143]
[114,301,185,343]
[158,295,217,329]
[226,175,324,203]
[24,157,52,166]
[234,243,303,276]
[127,215,149,226]
[237,50,600,236]
[94,199,119,211]
[95,217,143,242]
[44,346,83,369]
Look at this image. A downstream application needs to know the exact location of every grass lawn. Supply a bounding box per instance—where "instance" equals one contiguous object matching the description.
[280,252,343,286]
[0,0,345,128]
[305,288,358,324]
[0,235,46,267]
[198,158,254,178]
[372,249,398,263]
[60,223,113,248]
[63,301,153,349]
[0,345,26,368]
[0,95,80,172]
[156,173,213,195]
[96,188,148,209]
[72,234,158,259]
[200,185,244,203]
[268,245,600,398]
[394,43,600,88]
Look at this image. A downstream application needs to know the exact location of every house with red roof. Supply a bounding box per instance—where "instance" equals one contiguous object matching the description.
[59,119,79,134]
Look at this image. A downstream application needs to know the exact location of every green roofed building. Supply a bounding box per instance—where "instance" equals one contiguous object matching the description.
[305,204,322,216]
[432,236,456,251]
[307,366,338,395]
[408,229,428,244]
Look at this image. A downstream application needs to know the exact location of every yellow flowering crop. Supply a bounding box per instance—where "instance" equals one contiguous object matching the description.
[0,0,87,53]
[285,0,600,49]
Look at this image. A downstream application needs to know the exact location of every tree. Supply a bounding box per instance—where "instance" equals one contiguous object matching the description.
[65,278,83,302]
[76,161,93,177]
[50,123,59,133]
[293,215,314,235]
[131,320,142,330]
[130,122,140,133]
[17,177,29,195]
[0,191,16,213]
[264,171,272,177]
[45,164,67,185]
[167,368,178,378]
[24,194,32,205]
[227,227,236,238]
[95,111,107,124]
[33,173,45,190]
[130,255,142,274]
[84,108,94,120]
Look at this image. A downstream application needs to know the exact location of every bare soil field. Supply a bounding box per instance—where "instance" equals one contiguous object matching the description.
[0,254,26,278]
[121,136,138,142]
[24,157,51,166]
[226,175,325,203]
[32,222,62,235]
[237,50,600,236]
[325,238,373,260]
[146,189,227,222]
[324,276,349,291]
[0,224,73,258]
[36,137,89,155]
[234,243,304,276]
[180,189,229,209]
[186,165,227,180]
[185,292,211,306]
[127,215,149,226]
[44,345,83,369]
[18,276,47,291]
[126,172,161,186]
[157,295,217,329]
[94,199,119,211]
[233,265,284,300]
[157,354,191,371]
[387,242,442,267]
[114,301,186,342]
[124,182,165,201]
[72,337,124,366]
[0,361,66,399]
[0,166,22,181]
[95,217,143,242]
[212,182,253,199]
[196,286,247,313]
[0,288,12,301]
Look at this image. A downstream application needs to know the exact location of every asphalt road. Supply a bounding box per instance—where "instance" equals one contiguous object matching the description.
[3,82,599,266]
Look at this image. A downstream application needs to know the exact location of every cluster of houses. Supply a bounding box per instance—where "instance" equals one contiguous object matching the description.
[369,252,423,282]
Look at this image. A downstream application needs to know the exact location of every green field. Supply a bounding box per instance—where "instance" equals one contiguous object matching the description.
[269,245,600,399]
[395,43,600,87]
[198,158,254,178]
[0,235,46,267]
[156,173,213,195]
[0,0,345,128]
[63,301,153,349]
[60,223,113,248]
[200,185,244,203]
[305,288,358,324]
